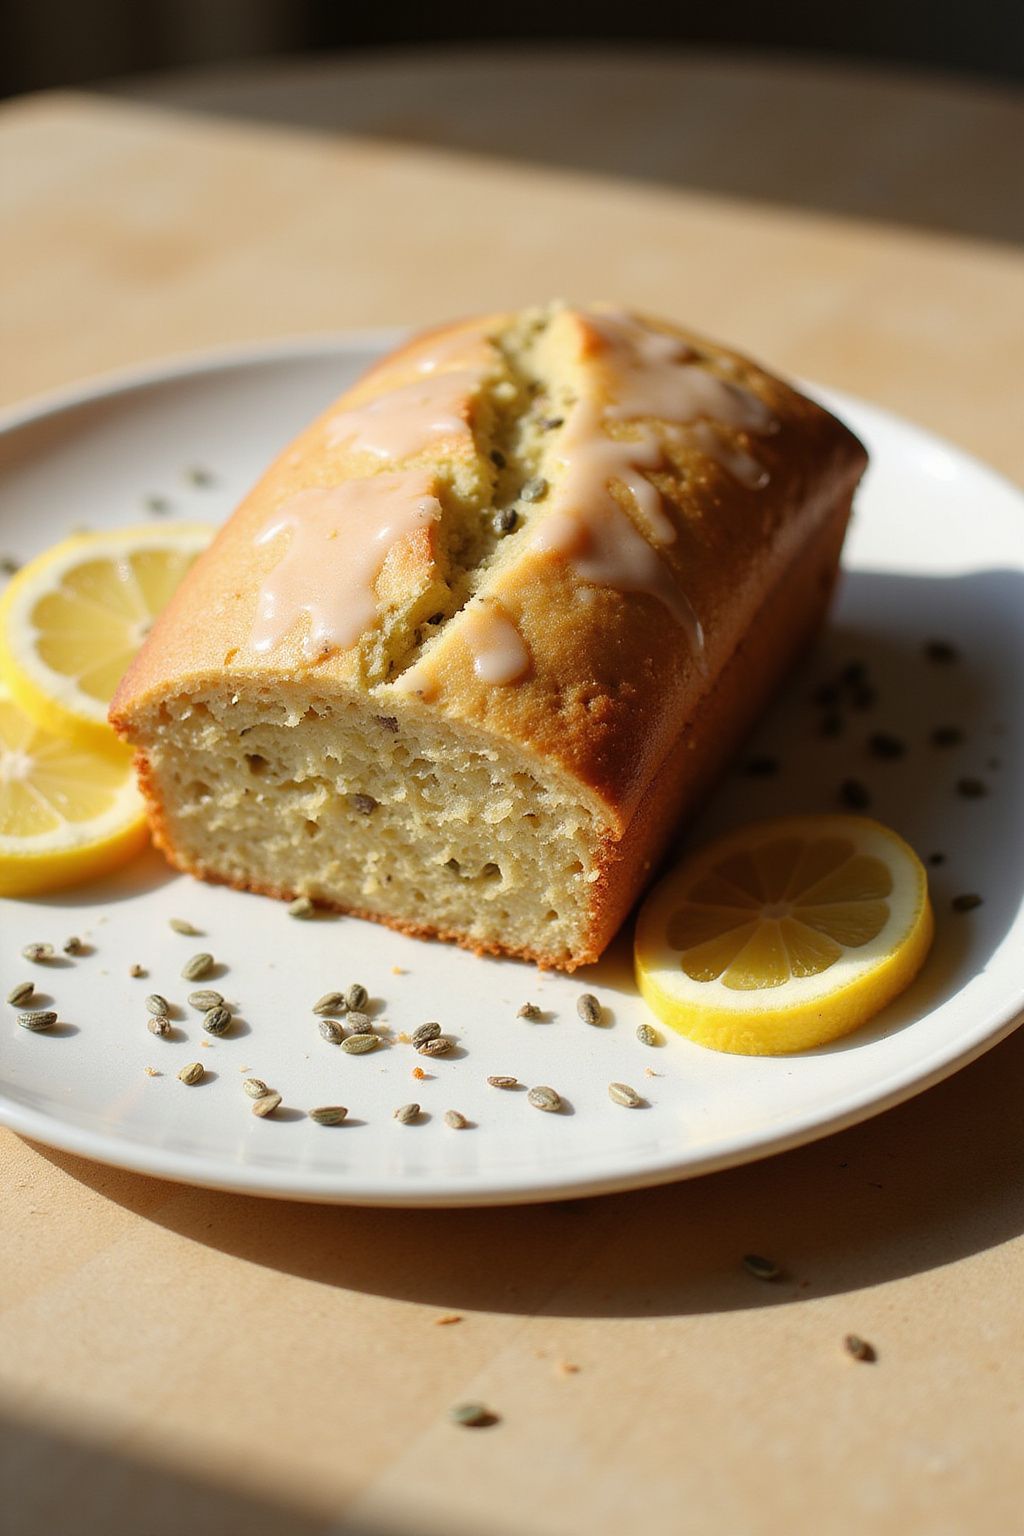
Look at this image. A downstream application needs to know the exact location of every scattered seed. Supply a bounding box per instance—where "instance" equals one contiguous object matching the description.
[952,893,983,912]
[63,936,86,956]
[129,963,146,978]
[148,1017,172,1038]
[742,1254,780,1281]
[0,554,21,576]
[819,713,843,738]
[203,1005,233,1036]
[144,494,171,514]
[188,989,224,1012]
[318,1019,346,1044]
[412,1020,442,1046]
[313,991,347,1016]
[288,896,315,918]
[346,1011,373,1034]
[636,1022,661,1047]
[521,476,548,502]
[18,1010,57,1032]
[145,993,170,1018]
[930,725,964,748]
[850,685,877,710]
[742,754,778,777]
[576,993,602,1026]
[444,1109,469,1129]
[346,983,368,1011]
[517,1002,541,1020]
[7,982,34,1007]
[185,465,216,487]
[21,943,54,964]
[844,1334,877,1362]
[840,661,867,688]
[489,448,506,469]
[928,852,946,866]
[608,1082,642,1108]
[813,681,840,707]
[492,506,518,536]
[243,1078,269,1098]
[182,953,214,981]
[169,917,200,936]
[839,778,870,810]
[309,1105,348,1125]
[956,776,987,799]
[252,1091,282,1117]
[178,1061,205,1085]
[450,1401,495,1427]
[867,732,905,760]
[528,1085,561,1113]
[925,639,958,664]
[417,1036,452,1057]
[487,1075,518,1089]
[341,1033,379,1055]
[394,1102,420,1123]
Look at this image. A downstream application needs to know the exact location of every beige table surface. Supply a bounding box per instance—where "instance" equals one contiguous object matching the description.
[1,58,1023,1536]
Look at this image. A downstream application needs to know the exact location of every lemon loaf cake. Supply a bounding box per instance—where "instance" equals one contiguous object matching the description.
[110,305,867,969]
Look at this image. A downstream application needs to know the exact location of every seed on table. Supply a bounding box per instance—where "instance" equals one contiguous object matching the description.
[394,1102,420,1123]
[608,1082,642,1108]
[129,964,146,978]
[7,982,34,1007]
[844,1334,877,1363]
[930,725,964,748]
[956,776,987,799]
[346,983,368,1011]
[178,1061,205,1085]
[18,1010,58,1032]
[202,1005,233,1036]
[839,778,870,810]
[412,1020,442,1046]
[924,639,958,664]
[313,991,347,1016]
[636,1022,661,1047]
[450,1401,496,1428]
[850,685,877,711]
[252,1091,282,1117]
[952,893,983,912]
[528,1085,561,1113]
[148,1016,172,1038]
[181,952,214,981]
[169,917,200,936]
[517,1002,541,1020]
[417,1036,452,1057]
[309,1105,348,1125]
[145,994,170,1018]
[318,1018,346,1044]
[928,852,946,866]
[21,943,54,964]
[346,1011,373,1034]
[840,660,867,688]
[743,1254,780,1281]
[63,936,86,956]
[188,989,224,1012]
[867,732,905,760]
[576,993,602,1026]
[444,1109,469,1129]
[243,1078,269,1098]
[341,1032,379,1055]
[487,1075,518,1089]
[288,895,315,918]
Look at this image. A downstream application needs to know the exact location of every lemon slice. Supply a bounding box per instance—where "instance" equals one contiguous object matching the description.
[0,523,211,747]
[0,684,148,897]
[635,814,933,1055]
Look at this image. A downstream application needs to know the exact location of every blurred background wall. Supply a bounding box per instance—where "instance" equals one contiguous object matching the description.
[2,0,1022,95]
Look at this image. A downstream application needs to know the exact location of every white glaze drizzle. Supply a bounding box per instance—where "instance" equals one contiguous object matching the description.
[462,600,530,684]
[251,473,440,662]
[326,370,478,461]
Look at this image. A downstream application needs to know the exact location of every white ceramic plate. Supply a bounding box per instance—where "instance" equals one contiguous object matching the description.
[1,337,1022,1206]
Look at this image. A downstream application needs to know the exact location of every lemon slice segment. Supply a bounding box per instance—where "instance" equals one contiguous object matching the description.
[635,815,934,1055]
[0,685,148,897]
[0,523,212,747]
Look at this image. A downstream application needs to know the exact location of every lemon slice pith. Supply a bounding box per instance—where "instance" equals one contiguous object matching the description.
[0,685,147,897]
[635,815,934,1055]
[0,523,212,747]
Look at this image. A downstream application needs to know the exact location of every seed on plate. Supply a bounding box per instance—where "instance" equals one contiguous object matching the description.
[63,935,86,956]
[521,476,548,502]
[182,952,214,981]
[924,639,958,664]
[21,943,54,964]
[867,732,905,760]
[169,917,200,936]
[576,993,602,1026]
[951,892,983,912]
[1,554,21,576]
[313,991,347,1016]
[309,1105,348,1125]
[844,1334,877,1363]
[341,1032,379,1055]
[394,1102,420,1123]
[318,1019,345,1044]
[18,1010,57,1032]
[7,982,34,1007]
[144,494,171,514]
[839,778,870,810]
[185,465,216,488]
[188,989,224,1011]
[517,1002,541,1020]
[528,1085,561,1113]
[202,1005,233,1036]
[930,725,964,748]
[346,983,368,1010]
[608,1082,642,1108]
[243,1078,269,1098]
[488,1075,518,1089]
[129,963,146,978]
[956,776,987,799]
[417,1036,452,1057]
[288,895,314,918]
[145,994,170,1018]
[742,1254,780,1281]
[450,1401,495,1427]
[412,1020,442,1046]
[636,1022,661,1047]
[444,1109,469,1129]
[147,1016,172,1038]
[178,1061,205,1085]
[252,1091,282,1117]
[346,1011,373,1034]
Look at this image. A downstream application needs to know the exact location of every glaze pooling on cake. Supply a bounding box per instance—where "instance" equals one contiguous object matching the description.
[326,370,479,461]
[460,599,530,684]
